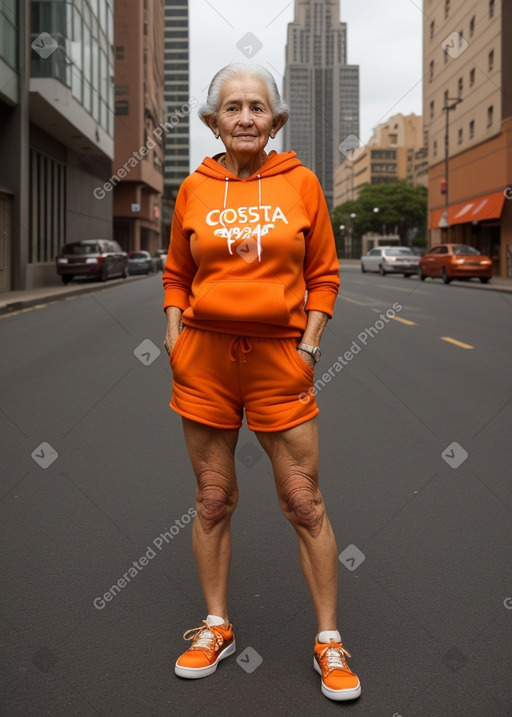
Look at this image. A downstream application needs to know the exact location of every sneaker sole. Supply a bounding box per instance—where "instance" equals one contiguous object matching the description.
[175,639,236,679]
[313,658,361,701]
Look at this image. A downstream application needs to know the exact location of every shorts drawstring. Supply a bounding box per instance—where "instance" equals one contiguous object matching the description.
[228,336,253,363]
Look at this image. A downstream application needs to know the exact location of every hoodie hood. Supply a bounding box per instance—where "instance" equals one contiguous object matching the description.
[196,150,303,181]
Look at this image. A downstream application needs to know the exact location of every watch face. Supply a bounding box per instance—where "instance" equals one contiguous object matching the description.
[313,347,321,362]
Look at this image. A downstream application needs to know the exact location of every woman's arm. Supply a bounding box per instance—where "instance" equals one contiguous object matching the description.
[298,309,329,367]
[164,306,183,355]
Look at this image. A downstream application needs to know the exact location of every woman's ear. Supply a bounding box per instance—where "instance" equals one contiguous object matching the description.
[204,115,219,138]
[271,114,288,137]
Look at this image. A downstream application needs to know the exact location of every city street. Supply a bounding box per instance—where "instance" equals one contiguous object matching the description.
[1,269,511,716]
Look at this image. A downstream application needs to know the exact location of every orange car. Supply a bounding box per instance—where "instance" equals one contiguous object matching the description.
[419,244,493,284]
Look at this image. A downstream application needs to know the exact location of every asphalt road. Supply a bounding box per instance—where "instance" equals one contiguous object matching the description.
[1,269,511,716]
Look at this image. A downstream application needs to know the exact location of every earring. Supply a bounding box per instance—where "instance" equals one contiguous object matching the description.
[214,133,219,139]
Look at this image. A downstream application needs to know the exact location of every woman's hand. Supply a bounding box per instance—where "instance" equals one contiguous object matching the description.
[297,347,316,369]
[164,306,183,356]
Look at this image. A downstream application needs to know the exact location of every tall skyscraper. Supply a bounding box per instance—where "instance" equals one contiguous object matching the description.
[162,0,190,239]
[282,0,359,208]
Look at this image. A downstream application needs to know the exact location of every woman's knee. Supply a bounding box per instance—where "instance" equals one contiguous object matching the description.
[279,473,325,537]
[195,469,238,533]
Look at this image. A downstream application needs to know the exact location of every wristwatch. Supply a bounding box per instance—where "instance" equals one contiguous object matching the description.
[297,343,322,363]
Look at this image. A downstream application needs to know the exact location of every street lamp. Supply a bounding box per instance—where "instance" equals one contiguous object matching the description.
[442,97,463,239]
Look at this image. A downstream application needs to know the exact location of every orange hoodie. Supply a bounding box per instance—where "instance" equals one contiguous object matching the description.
[163,150,340,338]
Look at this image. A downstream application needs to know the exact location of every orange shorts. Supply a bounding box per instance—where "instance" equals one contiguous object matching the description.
[169,327,319,432]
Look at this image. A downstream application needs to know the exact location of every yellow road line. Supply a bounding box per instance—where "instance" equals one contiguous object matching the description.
[340,296,373,306]
[441,336,474,349]
[371,308,417,325]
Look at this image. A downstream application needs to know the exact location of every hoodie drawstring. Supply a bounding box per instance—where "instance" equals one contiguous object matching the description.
[256,174,262,262]
[228,336,253,363]
[222,173,263,262]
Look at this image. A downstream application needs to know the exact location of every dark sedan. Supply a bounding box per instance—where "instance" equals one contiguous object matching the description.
[56,240,128,284]
[128,251,155,275]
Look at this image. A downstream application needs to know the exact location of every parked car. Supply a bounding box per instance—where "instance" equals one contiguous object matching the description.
[418,244,492,284]
[56,240,128,284]
[154,249,167,271]
[128,250,155,275]
[361,246,419,276]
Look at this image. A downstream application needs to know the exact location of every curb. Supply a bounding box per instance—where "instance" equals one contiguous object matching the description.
[0,274,153,317]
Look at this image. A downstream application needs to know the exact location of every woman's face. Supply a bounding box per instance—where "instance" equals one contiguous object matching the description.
[212,76,275,157]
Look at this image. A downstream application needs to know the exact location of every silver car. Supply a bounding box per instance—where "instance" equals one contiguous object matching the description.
[361,246,419,277]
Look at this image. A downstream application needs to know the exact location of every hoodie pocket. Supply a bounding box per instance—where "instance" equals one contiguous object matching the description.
[191,281,290,325]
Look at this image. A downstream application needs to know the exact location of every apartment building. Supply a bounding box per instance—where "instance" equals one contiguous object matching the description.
[333,113,427,207]
[113,0,165,253]
[424,0,512,277]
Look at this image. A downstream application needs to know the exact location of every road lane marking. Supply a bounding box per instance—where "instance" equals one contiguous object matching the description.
[441,336,474,349]
[339,295,373,306]
[375,284,427,294]
[371,309,417,325]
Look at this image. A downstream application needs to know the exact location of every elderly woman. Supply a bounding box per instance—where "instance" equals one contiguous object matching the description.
[162,62,360,702]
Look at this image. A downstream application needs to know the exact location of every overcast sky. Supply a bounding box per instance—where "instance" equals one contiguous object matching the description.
[187,0,424,170]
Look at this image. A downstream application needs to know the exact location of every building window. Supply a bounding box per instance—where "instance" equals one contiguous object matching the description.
[115,99,129,115]
[445,0,450,19]
[488,49,494,72]
[429,60,434,81]
[487,106,493,127]
[433,140,437,157]
[115,45,125,60]
[458,128,463,144]
[489,0,495,18]
[470,16,475,36]
[29,149,66,263]
[458,77,463,97]
[0,0,17,69]
[469,120,475,139]
[430,101,434,119]
[469,67,475,86]
[430,20,435,39]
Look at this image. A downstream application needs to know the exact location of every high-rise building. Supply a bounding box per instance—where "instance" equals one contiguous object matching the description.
[113,0,165,253]
[282,0,359,208]
[424,0,512,277]
[162,0,190,241]
[333,113,428,207]
[0,0,115,291]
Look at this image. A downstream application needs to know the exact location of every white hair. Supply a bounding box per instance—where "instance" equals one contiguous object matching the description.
[198,63,289,124]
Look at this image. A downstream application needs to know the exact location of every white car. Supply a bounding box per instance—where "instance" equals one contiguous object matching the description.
[361,246,419,277]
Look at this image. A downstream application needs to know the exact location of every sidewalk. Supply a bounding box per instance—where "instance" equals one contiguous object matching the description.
[1,265,511,317]
[0,274,149,316]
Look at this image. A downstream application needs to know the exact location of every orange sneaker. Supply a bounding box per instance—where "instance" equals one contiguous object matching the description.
[174,620,236,679]
[313,638,361,701]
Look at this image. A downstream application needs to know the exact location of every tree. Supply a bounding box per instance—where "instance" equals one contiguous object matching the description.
[332,182,428,251]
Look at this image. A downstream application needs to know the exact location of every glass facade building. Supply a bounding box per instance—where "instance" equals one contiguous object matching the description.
[30,0,115,137]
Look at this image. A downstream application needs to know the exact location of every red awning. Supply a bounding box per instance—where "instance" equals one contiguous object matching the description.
[429,190,506,229]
